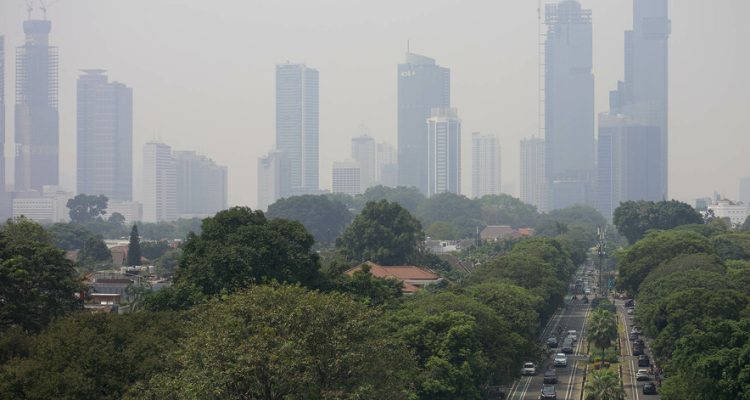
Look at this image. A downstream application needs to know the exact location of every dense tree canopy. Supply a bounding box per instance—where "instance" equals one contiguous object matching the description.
[266,195,353,245]
[417,192,484,239]
[336,200,424,265]
[710,233,750,262]
[478,194,539,228]
[66,194,109,224]
[362,186,426,215]
[48,223,111,266]
[613,200,703,244]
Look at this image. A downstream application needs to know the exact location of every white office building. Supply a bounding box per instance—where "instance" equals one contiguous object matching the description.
[708,200,749,227]
[12,186,73,223]
[332,161,361,197]
[426,108,461,197]
[142,142,177,223]
[472,132,502,199]
[257,150,286,211]
[351,135,377,192]
[107,199,143,225]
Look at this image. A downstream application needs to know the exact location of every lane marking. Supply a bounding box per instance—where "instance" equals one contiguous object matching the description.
[565,360,578,400]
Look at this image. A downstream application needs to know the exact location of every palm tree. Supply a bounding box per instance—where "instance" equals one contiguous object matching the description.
[585,369,625,400]
[587,308,617,368]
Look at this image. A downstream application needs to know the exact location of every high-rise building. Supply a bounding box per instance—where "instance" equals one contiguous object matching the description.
[740,177,750,206]
[332,161,361,197]
[426,108,461,197]
[520,137,547,212]
[174,151,228,218]
[0,36,5,192]
[276,63,319,197]
[398,53,450,194]
[12,185,72,223]
[142,142,177,223]
[472,133,502,199]
[351,135,377,191]
[257,150,286,211]
[15,19,59,192]
[77,70,132,201]
[544,0,595,209]
[377,142,398,188]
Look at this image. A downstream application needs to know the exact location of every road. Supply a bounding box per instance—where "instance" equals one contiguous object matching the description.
[617,300,662,400]
[507,298,591,400]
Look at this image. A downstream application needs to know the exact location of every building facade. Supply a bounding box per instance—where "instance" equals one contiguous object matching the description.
[471,132,502,199]
[257,150,285,211]
[740,177,750,206]
[12,186,72,223]
[520,137,546,212]
[398,53,450,194]
[0,36,5,192]
[351,135,377,192]
[544,0,595,209]
[142,142,177,223]
[276,63,319,197]
[377,142,398,188]
[426,108,461,197]
[106,199,142,225]
[174,151,228,218]
[708,200,749,227]
[77,70,132,201]
[15,19,59,192]
[332,161,361,197]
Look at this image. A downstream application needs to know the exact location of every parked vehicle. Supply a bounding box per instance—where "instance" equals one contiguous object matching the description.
[554,353,567,367]
[627,308,635,315]
[629,332,640,341]
[643,382,658,395]
[638,355,651,367]
[522,362,536,376]
[625,299,635,307]
[487,386,508,399]
[636,369,651,381]
[540,385,557,400]
[544,369,558,384]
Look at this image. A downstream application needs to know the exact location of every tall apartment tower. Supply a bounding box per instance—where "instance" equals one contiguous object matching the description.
[520,137,547,212]
[0,36,5,192]
[142,142,177,223]
[15,19,59,192]
[276,63,319,197]
[332,161,361,197]
[398,52,450,195]
[544,0,595,210]
[472,133,502,199]
[257,150,286,211]
[351,135,377,191]
[426,108,461,197]
[77,70,133,200]
[174,151,228,218]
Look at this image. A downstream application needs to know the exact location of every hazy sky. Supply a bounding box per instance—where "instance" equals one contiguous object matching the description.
[1,0,749,208]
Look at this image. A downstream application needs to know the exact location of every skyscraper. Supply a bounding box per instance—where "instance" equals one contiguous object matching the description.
[0,36,5,192]
[257,150,286,211]
[142,142,177,223]
[740,177,750,206]
[276,63,319,197]
[332,161,361,197]
[398,52,450,194]
[472,133,502,199]
[426,108,461,197]
[351,135,377,191]
[377,142,398,187]
[520,137,547,212]
[174,151,228,218]
[544,0,595,209]
[77,70,132,200]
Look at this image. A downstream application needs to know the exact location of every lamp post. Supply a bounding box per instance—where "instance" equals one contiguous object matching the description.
[596,226,607,297]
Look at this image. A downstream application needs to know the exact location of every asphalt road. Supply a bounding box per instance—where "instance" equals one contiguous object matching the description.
[617,300,662,400]
[507,298,591,400]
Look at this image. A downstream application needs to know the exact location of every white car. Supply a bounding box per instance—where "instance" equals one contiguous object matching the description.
[521,362,536,376]
[554,353,567,367]
[636,369,651,381]
[567,330,578,342]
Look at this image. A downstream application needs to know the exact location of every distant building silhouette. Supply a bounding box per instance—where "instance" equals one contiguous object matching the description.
[377,142,398,188]
[544,0,595,209]
[426,108,461,197]
[77,70,132,201]
[174,151,228,218]
[15,19,59,192]
[472,132,502,199]
[398,52,450,194]
[257,150,285,211]
[351,135,377,192]
[520,137,547,212]
[0,36,5,192]
[142,142,177,223]
[276,63,319,197]
[740,177,750,206]
[332,161,361,196]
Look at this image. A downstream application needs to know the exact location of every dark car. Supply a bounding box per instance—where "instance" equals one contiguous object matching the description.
[625,299,635,307]
[561,339,574,354]
[487,386,507,399]
[540,385,557,400]
[629,332,640,340]
[544,369,558,384]
[633,344,644,356]
[638,355,651,367]
[547,337,558,348]
[633,339,645,347]
[643,382,657,395]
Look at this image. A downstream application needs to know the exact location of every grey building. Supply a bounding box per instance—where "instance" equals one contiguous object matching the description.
[351,135,377,191]
[520,137,546,212]
[257,150,286,211]
[0,36,5,191]
[544,1,595,209]
[174,151,228,218]
[276,63,319,197]
[142,142,177,223]
[740,177,750,206]
[15,19,59,192]
[77,70,132,200]
[472,133,502,199]
[426,108,461,197]
[398,53,450,194]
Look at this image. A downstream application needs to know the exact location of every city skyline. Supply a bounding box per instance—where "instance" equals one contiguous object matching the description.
[0,1,749,207]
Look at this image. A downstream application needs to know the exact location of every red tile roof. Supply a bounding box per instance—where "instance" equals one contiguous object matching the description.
[345,261,441,281]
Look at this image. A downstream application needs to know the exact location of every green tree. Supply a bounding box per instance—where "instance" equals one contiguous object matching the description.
[742,215,750,232]
[363,185,426,214]
[66,193,109,224]
[711,233,750,262]
[80,235,112,266]
[426,221,459,240]
[584,368,625,400]
[537,205,606,241]
[336,200,424,265]
[417,192,483,238]
[136,285,417,399]
[174,207,323,297]
[477,194,539,228]
[587,309,618,368]
[127,224,142,266]
[613,200,703,244]
[0,218,82,332]
[140,240,171,261]
[266,194,353,245]
[108,212,126,226]
[334,264,404,307]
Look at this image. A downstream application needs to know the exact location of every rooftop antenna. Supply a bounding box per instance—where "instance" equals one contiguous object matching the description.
[40,0,48,19]
[26,0,33,20]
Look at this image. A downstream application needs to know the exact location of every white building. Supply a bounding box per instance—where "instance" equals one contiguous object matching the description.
[426,108,461,197]
[332,161,361,196]
[708,200,749,227]
[351,135,376,192]
[472,132,502,199]
[520,137,547,212]
[107,199,143,225]
[12,186,73,223]
[142,142,177,223]
[257,150,285,211]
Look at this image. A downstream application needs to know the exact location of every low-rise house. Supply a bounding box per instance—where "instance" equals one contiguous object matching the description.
[345,261,443,294]
[480,225,514,241]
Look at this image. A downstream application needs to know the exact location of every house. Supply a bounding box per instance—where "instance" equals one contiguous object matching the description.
[345,261,443,294]
[480,225,515,242]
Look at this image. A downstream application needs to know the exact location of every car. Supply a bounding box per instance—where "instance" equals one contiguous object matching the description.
[547,337,558,348]
[638,355,651,367]
[487,386,507,399]
[585,289,591,295]
[540,385,557,400]
[643,382,658,395]
[544,369,558,384]
[561,339,574,354]
[624,299,635,307]
[627,308,635,315]
[522,362,536,376]
[633,339,645,347]
[629,332,640,340]
[631,327,642,335]
[554,353,567,367]
[633,344,644,356]
[567,330,578,342]
[636,369,651,381]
